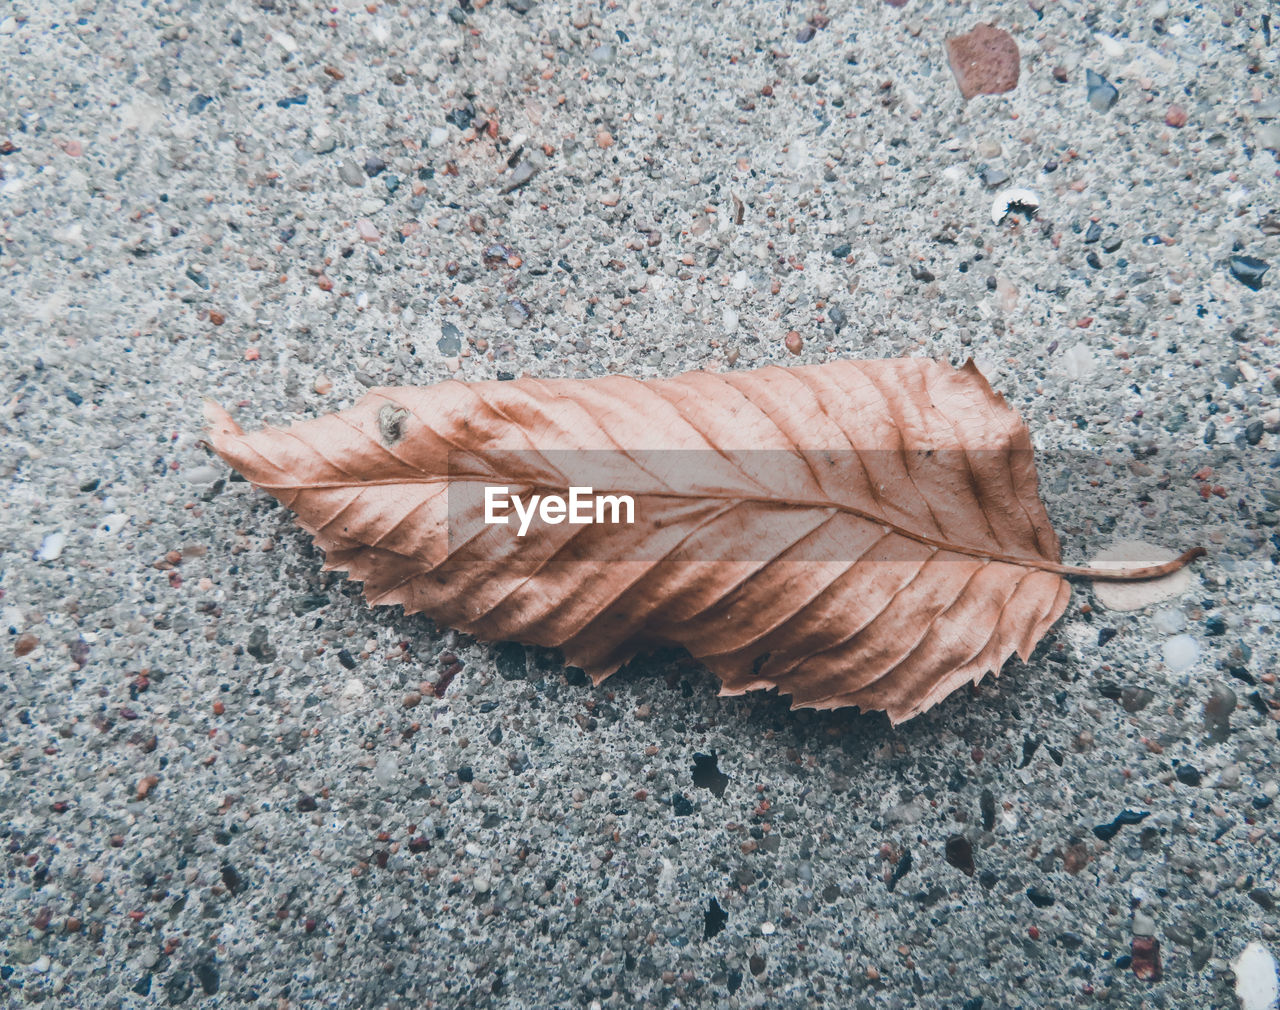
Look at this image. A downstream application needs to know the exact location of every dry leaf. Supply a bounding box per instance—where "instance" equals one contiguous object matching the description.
[206,358,1201,724]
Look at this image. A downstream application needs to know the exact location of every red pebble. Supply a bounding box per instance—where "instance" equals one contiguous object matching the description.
[1131,936,1162,982]
[1164,104,1187,128]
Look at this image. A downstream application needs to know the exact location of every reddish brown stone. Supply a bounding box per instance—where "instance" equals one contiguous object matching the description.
[14,633,38,657]
[946,24,1020,100]
[1165,104,1188,128]
[1131,936,1162,982]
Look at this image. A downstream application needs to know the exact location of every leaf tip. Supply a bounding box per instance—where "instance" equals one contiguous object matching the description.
[203,401,243,441]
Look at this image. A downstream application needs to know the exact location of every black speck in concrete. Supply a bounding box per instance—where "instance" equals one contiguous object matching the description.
[1092,809,1150,842]
[1026,885,1055,908]
[692,752,729,797]
[887,849,912,892]
[703,897,728,939]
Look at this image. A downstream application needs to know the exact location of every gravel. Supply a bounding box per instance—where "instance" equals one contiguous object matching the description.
[2,1,1279,1008]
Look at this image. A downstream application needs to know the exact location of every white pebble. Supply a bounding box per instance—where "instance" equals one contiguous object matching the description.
[1234,942,1280,1010]
[1153,608,1186,634]
[373,753,398,786]
[428,126,448,148]
[1162,634,1200,672]
[37,532,65,561]
[185,464,222,485]
[1061,343,1097,380]
[732,270,749,290]
[32,956,50,973]
[722,308,739,332]
[1094,34,1126,59]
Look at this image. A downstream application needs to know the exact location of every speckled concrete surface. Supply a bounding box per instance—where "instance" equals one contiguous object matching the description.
[3,1,1280,1007]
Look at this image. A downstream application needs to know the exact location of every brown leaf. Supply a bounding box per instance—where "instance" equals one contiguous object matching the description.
[206,359,1200,724]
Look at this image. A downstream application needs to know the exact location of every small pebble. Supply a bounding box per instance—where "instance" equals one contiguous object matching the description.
[1164,104,1187,128]
[784,331,803,355]
[945,24,1020,100]
[1162,634,1199,672]
[1233,942,1280,1010]
[1086,69,1119,112]
[339,160,364,187]
[1230,255,1270,291]
[37,532,65,561]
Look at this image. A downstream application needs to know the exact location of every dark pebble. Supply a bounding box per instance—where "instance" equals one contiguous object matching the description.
[703,898,728,939]
[985,276,997,291]
[1086,251,1102,270]
[830,243,851,258]
[220,863,243,893]
[165,971,194,1005]
[910,265,935,282]
[337,649,357,670]
[1097,627,1117,646]
[1175,764,1202,786]
[1026,885,1055,908]
[1093,809,1150,841]
[291,594,328,615]
[495,641,527,680]
[797,24,815,43]
[1204,616,1226,635]
[79,477,100,492]
[506,0,535,11]
[1249,888,1276,911]
[188,94,212,115]
[979,788,996,831]
[363,157,386,177]
[1086,69,1119,112]
[1246,420,1265,445]
[1203,420,1217,444]
[132,975,152,996]
[296,795,318,812]
[1121,686,1155,712]
[944,835,975,876]
[65,389,84,406]
[446,105,474,130]
[275,94,308,108]
[887,849,912,892]
[672,793,694,816]
[1084,222,1102,244]
[1102,235,1123,252]
[457,766,473,783]
[829,305,847,328]
[449,6,467,23]
[195,961,219,996]
[246,626,275,663]
[978,868,998,889]
[1230,255,1269,290]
